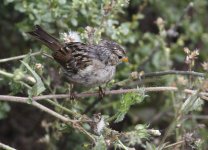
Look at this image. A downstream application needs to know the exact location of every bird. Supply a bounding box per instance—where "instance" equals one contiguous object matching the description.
[28,25,128,97]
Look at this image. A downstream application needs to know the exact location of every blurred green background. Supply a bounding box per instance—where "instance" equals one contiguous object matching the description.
[0,0,208,149]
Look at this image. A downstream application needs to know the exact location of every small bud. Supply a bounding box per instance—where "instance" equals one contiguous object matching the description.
[184,47,190,54]
[35,63,43,69]
[155,17,165,28]
[202,62,208,71]
[97,117,105,134]
[61,31,81,43]
[130,71,139,80]
[177,76,188,86]
[176,123,181,128]
[148,129,161,136]
[35,63,44,75]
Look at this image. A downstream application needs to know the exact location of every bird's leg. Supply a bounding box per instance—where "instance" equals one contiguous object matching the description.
[98,86,105,99]
[69,84,77,100]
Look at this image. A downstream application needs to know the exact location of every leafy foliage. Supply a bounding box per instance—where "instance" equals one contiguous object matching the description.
[21,61,45,97]
[0,102,10,120]
[115,90,146,123]
[0,0,208,149]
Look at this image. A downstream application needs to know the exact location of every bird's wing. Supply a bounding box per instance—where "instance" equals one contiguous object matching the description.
[52,42,94,74]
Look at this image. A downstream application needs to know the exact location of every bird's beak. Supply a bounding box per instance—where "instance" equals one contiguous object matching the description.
[121,57,128,62]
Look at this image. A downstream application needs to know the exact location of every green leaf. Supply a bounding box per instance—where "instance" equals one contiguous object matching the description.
[58,0,66,5]
[0,102,11,120]
[125,124,150,147]
[146,142,156,150]
[180,91,200,114]
[93,136,107,150]
[21,61,45,96]
[115,89,146,123]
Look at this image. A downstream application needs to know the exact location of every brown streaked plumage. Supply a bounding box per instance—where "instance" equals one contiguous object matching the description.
[28,25,127,87]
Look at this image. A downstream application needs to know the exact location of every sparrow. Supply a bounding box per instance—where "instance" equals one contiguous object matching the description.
[28,25,128,96]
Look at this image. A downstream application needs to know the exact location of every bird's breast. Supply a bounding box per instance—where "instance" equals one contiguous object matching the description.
[64,59,116,87]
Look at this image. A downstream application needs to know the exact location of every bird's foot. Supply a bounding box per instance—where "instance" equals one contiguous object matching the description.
[70,91,77,100]
[98,86,105,99]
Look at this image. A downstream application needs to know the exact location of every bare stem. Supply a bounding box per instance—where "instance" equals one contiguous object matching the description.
[0,95,96,141]
[0,86,206,143]
[0,51,42,63]
[0,142,17,150]
[0,69,36,84]
[164,140,184,149]
[0,70,13,78]
[142,70,205,78]
[45,99,81,117]
[0,86,207,102]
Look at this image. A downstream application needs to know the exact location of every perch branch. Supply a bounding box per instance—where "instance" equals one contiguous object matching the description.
[0,86,207,143]
[0,86,207,102]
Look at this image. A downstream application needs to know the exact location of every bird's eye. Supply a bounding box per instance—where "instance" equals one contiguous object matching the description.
[118,56,122,59]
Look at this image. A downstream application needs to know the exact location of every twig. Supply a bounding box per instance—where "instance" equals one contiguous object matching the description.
[0,142,16,150]
[0,51,42,63]
[0,95,96,141]
[0,70,13,78]
[0,86,207,144]
[33,101,73,122]
[0,86,207,102]
[164,140,184,149]
[45,99,81,117]
[186,114,208,120]
[143,70,205,78]
[0,69,36,84]
[113,70,205,88]
[0,96,73,123]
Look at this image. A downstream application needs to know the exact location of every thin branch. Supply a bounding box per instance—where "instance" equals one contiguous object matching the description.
[113,70,205,88]
[0,142,16,150]
[0,86,206,144]
[0,86,207,102]
[0,70,13,78]
[0,69,36,84]
[45,99,81,117]
[0,95,73,123]
[32,100,73,123]
[0,95,96,141]
[164,140,184,149]
[0,51,42,63]
[143,70,205,78]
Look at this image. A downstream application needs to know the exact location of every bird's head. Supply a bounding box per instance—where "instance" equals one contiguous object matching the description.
[99,40,128,65]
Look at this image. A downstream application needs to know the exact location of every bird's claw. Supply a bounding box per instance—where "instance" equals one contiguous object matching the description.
[98,86,105,99]
[70,92,77,100]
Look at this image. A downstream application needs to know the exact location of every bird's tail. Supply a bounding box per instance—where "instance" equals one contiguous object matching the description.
[28,25,63,51]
